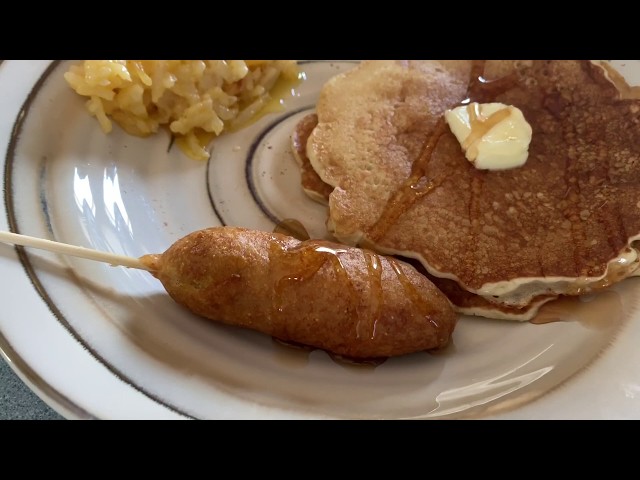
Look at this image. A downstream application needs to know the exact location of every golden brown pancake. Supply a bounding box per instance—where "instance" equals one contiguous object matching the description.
[293,112,557,320]
[291,113,333,204]
[307,60,640,308]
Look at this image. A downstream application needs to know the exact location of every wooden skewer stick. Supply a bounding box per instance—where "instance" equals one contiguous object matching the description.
[0,231,151,271]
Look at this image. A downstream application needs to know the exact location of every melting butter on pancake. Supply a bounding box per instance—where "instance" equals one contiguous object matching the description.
[306,60,640,308]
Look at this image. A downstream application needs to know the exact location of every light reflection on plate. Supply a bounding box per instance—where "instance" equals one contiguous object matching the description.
[0,60,640,419]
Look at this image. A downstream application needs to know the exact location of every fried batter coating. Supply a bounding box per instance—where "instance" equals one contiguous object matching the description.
[141,227,456,359]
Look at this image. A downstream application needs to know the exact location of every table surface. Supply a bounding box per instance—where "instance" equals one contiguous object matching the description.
[0,356,64,420]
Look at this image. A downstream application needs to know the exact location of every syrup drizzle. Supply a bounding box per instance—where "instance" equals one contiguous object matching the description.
[358,251,383,340]
[366,60,520,242]
[269,221,449,366]
[529,291,623,331]
[270,222,384,366]
[466,60,519,103]
[367,118,448,242]
[269,238,351,317]
[389,259,440,331]
[463,104,512,161]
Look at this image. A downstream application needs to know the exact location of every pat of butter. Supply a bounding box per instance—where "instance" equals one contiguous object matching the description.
[444,102,532,171]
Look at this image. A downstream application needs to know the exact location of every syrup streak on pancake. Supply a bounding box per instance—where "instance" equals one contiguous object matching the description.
[294,99,549,320]
[466,60,519,103]
[445,62,640,305]
[306,61,640,318]
[367,118,448,243]
[366,60,516,244]
[370,62,639,305]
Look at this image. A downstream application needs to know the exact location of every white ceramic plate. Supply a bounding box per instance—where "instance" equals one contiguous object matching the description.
[2,60,640,419]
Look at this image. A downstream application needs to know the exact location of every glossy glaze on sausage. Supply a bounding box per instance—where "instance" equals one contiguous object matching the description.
[141,227,456,359]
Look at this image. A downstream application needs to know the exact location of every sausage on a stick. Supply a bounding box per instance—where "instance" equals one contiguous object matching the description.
[141,227,456,359]
[0,227,457,360]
